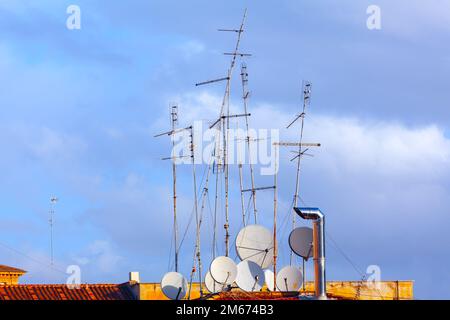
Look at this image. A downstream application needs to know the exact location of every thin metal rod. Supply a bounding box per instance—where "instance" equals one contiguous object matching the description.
[241,186,275,192]
[273,142,320,147]
[238,162,246,226]
[49,196,58,266]
[189,127,203,297]
[171,106,179,272]
[240,63,258,224]
[290,82,311,265]
[209,113,251,129]
[273,145,278,291]
[224,52,252,57]
[195,77,229,87]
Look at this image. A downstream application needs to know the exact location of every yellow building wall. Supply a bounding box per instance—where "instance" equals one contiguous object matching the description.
[0,273,22,285]
[133,281,413,300]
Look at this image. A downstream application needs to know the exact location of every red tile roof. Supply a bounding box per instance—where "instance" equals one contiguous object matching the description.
[0,284,135,300]
[0,265,26,274]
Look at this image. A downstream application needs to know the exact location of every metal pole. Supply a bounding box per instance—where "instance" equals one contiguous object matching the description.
[171,106,179,272]
[273,145,278,291]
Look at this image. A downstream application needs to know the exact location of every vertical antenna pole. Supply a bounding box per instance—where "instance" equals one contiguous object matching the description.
[273,145,278,291]
[223,114,230,257]
[49,196,58,266]
[190,126,203,297]
[171,105,179,272]
[290,81,312,265]
[240,63,258,224]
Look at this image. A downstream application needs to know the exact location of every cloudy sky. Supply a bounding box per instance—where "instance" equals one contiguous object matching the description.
[0,0,449,299]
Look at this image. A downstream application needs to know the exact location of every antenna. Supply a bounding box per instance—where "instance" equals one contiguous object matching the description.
[287,81,312,266]
[210,256,238,286]
[235,225,275,269]
[235,260,265,292]
[155,105,181,272]
[49,196,58,265]
[276,266,303,292]
[161,271,188,300]
[289,227,314,260]
[204,270,221,293]
[188,125,203,298]
[196,8,248,257]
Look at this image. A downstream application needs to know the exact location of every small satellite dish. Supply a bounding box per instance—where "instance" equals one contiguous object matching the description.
[210,256,237,285]
[276,266,302,292]
[264,269,276,292]
[161,272,188,300]
[204,271,221,294]
[289,227,313,260]
[236,225,275,269]
[235,260,265,292]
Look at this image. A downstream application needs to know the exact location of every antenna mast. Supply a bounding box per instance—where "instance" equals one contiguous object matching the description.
[288,81,312,265]
[154,105,185,272]
[240,63,259,224]
[196,8,248,257]
[49,196,58,265]
[171,105,179,272]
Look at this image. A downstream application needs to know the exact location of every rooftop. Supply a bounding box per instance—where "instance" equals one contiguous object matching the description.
[0,265,26,274]
[0,284,134,300]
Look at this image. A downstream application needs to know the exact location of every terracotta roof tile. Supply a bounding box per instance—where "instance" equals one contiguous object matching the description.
[0,284,135,300]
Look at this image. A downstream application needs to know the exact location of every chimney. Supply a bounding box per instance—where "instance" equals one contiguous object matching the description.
[294,207,327,300]
[129,272,140,284]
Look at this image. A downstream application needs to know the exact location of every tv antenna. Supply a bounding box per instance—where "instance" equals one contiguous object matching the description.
[154,105,182,272]
[195,8,249,257]
[49,196,58,265]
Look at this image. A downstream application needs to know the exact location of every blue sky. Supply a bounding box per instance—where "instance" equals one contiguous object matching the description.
[0,0,449,299]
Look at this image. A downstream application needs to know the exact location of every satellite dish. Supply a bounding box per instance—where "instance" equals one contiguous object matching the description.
[161,272,188,300]
[235,225,275,269]
[276,266,302,292]
[289,227,313,260]
[264,269,276,292]
[204,271,221,294]
[235,261,265,292]
[210,256,237,285]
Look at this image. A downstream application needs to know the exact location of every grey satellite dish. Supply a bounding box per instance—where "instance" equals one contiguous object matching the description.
[264,269,276,292]
[204,270,221,294]
[235,225,275,269]
[210,256,238,285]
[276,266,302,292]
[235,260,265,292]
[161,272,188,300]
[289,227,313,260]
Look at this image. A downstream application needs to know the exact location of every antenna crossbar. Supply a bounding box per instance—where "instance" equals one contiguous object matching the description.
[242,186,275,193]
[274,142,321,147]
[209,113,251,128]
[195,77,230,87]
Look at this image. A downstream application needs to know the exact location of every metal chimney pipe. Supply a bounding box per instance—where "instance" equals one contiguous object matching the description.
[294,207,326,300]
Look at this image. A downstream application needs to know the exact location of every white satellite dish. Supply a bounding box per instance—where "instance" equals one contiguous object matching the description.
[264,269,276,291]
[210,256,237,285]
[276,266,303,292]
[161,272,188,300]
[204,270,221,294]
[235,225,275,269]
[289,227,313,260]
[235,260,265,292]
